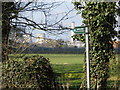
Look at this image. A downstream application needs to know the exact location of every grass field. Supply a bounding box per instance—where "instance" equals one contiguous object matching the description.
[41,54,120,89]
[40,54,85,88]
[9,53,120,89]
[9,54,85,89]
[40,54,84,64]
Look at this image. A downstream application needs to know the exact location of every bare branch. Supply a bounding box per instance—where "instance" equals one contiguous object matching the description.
[14,17,47,30]
[48,8,74,27]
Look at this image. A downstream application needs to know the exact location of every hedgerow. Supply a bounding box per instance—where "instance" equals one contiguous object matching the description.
[2,55,57,89]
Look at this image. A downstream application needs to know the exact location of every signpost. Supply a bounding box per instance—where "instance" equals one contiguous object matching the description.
[73,26,86,34]
[72,26,90,89]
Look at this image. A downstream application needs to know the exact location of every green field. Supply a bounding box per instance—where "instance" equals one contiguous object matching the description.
[9,53,120,76]
[9,54,85,89]
[40,54,85,88]
[40,54,84,64]
[41,54,120,89]
[9,54,120,89]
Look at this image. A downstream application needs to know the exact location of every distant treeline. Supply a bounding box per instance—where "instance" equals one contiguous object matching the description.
[12,46,120,54]
[22,47,85,54]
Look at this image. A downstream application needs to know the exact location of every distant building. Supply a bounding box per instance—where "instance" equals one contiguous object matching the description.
[69,29,85,48]
[35,33,46,44]
[70,30,75,46]
[75,40,85,48]
[23,34,32,43]
[10,32,32,43]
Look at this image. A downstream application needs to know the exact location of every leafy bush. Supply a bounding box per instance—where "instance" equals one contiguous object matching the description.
[2,55,57,89]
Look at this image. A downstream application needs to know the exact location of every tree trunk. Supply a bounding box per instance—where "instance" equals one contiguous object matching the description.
[2,18,10,62]
[2,2,14,62]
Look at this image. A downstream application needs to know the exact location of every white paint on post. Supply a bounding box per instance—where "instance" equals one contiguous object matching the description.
[85,27,90,89]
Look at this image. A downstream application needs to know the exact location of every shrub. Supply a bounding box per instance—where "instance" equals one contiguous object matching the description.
[2,55,57,89]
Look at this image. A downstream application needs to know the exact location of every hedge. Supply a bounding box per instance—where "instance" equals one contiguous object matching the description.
[2,55,58,89]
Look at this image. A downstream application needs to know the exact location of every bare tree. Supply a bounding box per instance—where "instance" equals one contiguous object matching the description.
[2,1,75,61]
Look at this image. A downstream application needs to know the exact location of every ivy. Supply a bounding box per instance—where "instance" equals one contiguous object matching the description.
[73,1,119,89]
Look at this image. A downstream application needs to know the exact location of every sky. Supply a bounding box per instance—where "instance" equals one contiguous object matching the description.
[19,0,120,42]
[21,0,83,42]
